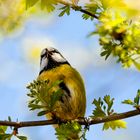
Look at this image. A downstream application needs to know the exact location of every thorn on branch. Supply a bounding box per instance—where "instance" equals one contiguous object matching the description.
[136,106,140,112]
[13,127,18,136]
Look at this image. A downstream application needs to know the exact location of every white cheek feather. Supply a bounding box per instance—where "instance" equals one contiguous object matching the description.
[40,57,48,72]
[52,52,67,63]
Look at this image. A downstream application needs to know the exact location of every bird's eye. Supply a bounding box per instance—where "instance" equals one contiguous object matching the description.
[41,53,46,58]
[51,50,58,53]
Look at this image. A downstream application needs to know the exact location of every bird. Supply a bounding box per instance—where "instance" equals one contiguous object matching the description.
[37,47,86,139]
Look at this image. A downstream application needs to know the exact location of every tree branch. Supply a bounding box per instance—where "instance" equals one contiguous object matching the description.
[57,0,99,19]
[0,109,140,128]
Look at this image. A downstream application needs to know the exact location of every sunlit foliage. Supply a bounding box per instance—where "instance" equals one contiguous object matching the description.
[25,0,140,70]
[0,0,39,34]
[91,95,127,130]
[0,0,140,69]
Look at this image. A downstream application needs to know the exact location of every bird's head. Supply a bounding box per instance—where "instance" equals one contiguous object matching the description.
[39,47,70,74]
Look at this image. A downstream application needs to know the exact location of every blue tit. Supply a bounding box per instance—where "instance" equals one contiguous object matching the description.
[37,47,86,120]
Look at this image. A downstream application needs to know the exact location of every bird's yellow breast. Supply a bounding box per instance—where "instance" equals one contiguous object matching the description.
[38,64,86,120]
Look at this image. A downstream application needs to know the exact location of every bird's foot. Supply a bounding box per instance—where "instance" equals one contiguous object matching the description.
[83,117,90,130]
[52,114,62,125]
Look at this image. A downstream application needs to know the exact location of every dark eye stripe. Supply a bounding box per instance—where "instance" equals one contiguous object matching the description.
[41,53,46,58]
[51,50,59,53]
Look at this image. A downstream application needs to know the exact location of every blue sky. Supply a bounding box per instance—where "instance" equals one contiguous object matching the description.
[0,9,140,140]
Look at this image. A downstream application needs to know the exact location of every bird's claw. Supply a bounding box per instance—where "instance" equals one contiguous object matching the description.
[84,117,90,130]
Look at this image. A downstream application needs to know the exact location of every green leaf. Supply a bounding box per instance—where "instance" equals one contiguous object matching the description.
[82,2,97,20]
[87,31,98,37]
[134,90,140,105]
[92,98,106,117]
[49,89,63,108]
[28,104,46,110]
[0,134,12,140]
[92,95,115,118]
[37,110,48,116]
[17,135,27,140]
[41,0,57,12]
[122,99,134,105]
[0,126,8,134]
[100,49,112,60]
[47,80,63,91]
[105,52,111,60]
[137,89,140,95]
[7,116,13,130]
[8,116,12,122]
[93,108,106,117]
[133,60,140,71]
[100,51,108,56]
[103,120,127,130]
[122,90,140,107]
[103,95,114,114]
[55,122,82,140]
[27,80,64,117]
[80,127,88,140]
[59,6,70,17]
[58,10,66,17]
[82,13,94,20]
[26,0,39,9]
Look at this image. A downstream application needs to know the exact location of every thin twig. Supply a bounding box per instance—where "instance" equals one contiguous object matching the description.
[57,0,98,19]
[0,109,139,128]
